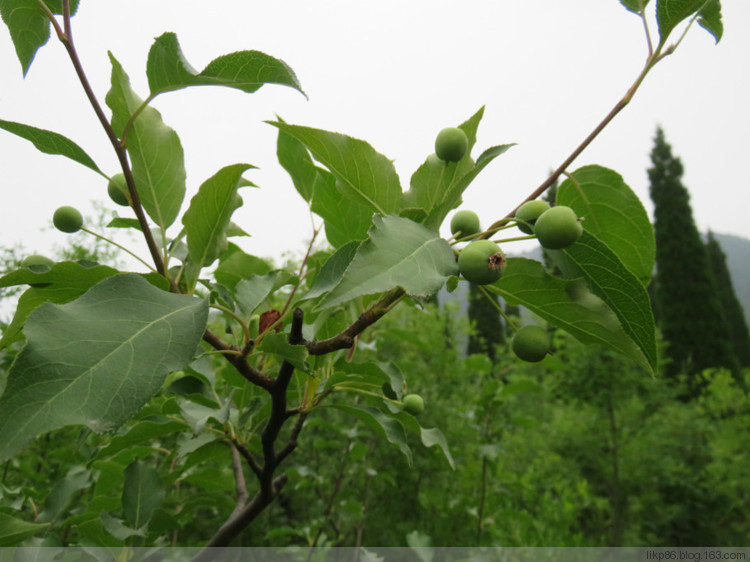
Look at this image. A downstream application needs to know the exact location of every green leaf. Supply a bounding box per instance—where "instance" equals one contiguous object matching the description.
[424,144,515,231]
[0,261,120,350]
[619,0,650,13]
[146,32,304,98]
[697,0,723,42]
[304,241,361,301]
[656,0,714,42]
[235,271,288,316]
[268,121,402,216]
[419,427,456,470]
[256,332,309,372]
[38,466,91,524]
[329,404,412,466]
[488,258,655,373]
[106,53,186,231]
[0,274,209,463]
[100,512,145,540]
[213,245,272,289]
[0,513,49,546]
[182,164,254,283]
[557,165,654,285]
[554,231,658,371]
[275,116,316,202]
[0,0,80,75]
[316,215,458,310]
[97,419,189,459]
[0,118,101,173]
[310,167,374,248]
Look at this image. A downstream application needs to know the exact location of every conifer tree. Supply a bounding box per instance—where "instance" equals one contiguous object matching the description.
[705,232,750,367]
[647,127,738,381]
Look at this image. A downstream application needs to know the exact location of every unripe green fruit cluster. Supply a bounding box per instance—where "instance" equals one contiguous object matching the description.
[458,240,506,285]
[534,205,582,249]
[108,173,130,207]
[53,206,83,233]
[450,209,481,238]
[512,325,551,363]
[402,394,425,416]
[435,127,468,162]
[515,200,550,235]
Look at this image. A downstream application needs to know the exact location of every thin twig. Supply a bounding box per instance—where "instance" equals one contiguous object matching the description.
[228,442,249,519]
[53,1,166,276]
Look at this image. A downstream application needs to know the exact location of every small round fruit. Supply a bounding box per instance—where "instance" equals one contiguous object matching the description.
[450,210,481,238]
[515,200,551,234]
[53,206,83,233]
[534,205,582,249]
[21,254,54,268]
[512,325,551,363]
[435,127,469,162]
[107,173,130,206]
[402,394,425,416]
[457,240,506,285]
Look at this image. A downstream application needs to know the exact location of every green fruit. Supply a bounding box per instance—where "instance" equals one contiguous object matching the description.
[512,325,551,362]
[107,173,130,206]
[515,200,550,234]
[457,240,506,285]
[402,394,425,416]
[534,205,582,249]
[435,127,469,162]
[53,206,83,233]
[21,254,54,269]
[450,210,481,238]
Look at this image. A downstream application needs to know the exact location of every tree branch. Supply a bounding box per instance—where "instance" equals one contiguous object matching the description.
[304,288,404,355]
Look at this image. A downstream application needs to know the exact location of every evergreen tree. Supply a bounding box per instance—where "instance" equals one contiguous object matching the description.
[467,282,504,361]
[648,127,738,382]
[705,232,750,367]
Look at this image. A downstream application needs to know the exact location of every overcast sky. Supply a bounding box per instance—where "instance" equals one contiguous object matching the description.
[1,1,749,269]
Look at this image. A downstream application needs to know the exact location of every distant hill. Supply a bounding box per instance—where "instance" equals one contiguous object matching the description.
[710,233,750,328]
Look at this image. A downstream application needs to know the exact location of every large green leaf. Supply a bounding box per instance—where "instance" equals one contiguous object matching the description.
[0,118,101,173]
[268,121,402,216]
[0,261,120,350]
[315,215,458,310]
[310,168,374,248]
[275,124,373,247]
[122,459,165,528]
[182,164,253,283]
[697,0,723,42]
[146,32,304,98]
[424,144,515,231]
[106,53,186,231]
[488,257,654,373]
[0,513,49,546]
[555,231,658,370]
[0,274,208,463]
[656,0,722,43]
[304,241,361,301]
[328,404,412,466]
[0,0,80,75]
[557,165,654,285]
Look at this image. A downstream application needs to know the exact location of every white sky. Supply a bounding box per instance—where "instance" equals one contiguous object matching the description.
[1,1,749,269]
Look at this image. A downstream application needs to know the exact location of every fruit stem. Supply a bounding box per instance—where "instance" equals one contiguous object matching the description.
[480,285,521,332]
[79,227,156,272]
